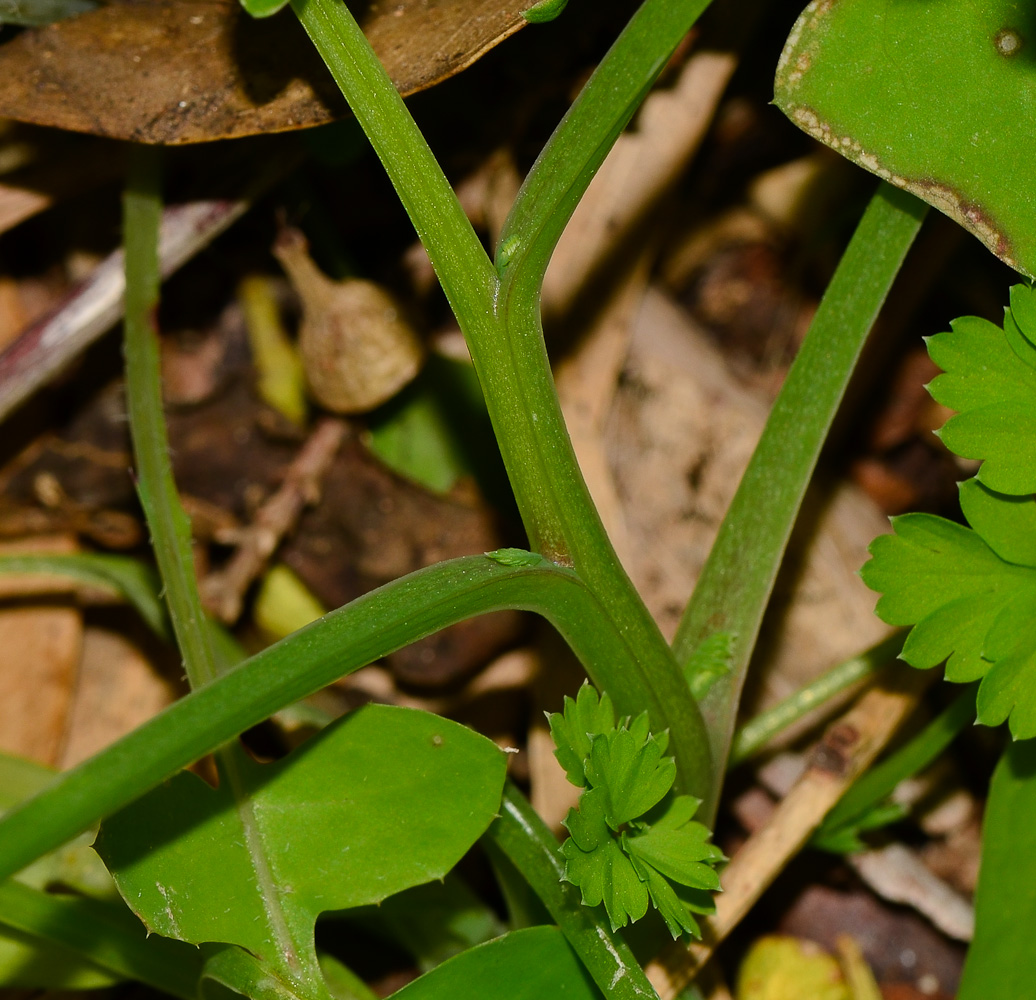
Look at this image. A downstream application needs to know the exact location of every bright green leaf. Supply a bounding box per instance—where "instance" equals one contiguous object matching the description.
[774,1,1036,277]
[389,926,600,1000]
[862,494,1036,737]
[96,706,505,985]
[548,683,617,788]
[585,727,675,828]
[924,299,1036,494]
[560,789,648,932]
[0,553,169,639]
[624,796,723,893]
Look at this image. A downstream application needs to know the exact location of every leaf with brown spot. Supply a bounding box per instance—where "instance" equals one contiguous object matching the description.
[0,0,529,143]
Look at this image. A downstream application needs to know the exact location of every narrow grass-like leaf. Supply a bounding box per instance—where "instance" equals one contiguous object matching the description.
[0,880,201,998]
[0,553,674,885]
[673,183,927,819]
[291,0,712,801]
[813,686,976,853]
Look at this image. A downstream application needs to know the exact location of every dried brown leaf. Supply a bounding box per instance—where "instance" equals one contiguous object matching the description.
[0,0,527,143]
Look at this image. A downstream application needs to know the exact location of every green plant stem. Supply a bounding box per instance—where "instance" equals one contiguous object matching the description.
[123,146,218,688]
[817,682,976,841]
[728,632,905,767]
[0,881,202,999]
[291,0,711,800]
[485,782,658,1000]
[0,554,677,885]
[673,182,928,820]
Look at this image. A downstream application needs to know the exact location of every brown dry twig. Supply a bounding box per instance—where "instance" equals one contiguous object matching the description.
[645,668,932,999]
[200,417,348,624]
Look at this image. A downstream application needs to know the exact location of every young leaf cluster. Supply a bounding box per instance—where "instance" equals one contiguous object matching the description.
[862,283,1036,738]
[549,685,723,938]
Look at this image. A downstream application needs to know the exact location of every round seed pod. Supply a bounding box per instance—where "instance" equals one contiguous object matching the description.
[273,228,424,414]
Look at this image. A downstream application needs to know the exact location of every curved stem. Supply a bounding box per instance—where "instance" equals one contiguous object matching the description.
[291,0,712,800]
[0,553,677,884]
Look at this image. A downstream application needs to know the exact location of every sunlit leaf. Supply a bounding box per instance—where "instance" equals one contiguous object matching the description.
[862,485,1036,738]
[925,284,1036,494]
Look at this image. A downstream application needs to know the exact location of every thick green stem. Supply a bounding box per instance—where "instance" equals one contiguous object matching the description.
[674,183,928,820]
[0,554,678,884]
[291,0,712,800]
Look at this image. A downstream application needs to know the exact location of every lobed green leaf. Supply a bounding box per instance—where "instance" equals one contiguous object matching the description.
[862,485,1036,738]
[926,286,1036,495]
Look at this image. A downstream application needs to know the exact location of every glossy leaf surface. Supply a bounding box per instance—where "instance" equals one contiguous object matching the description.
[96,706,505,978]
[774,0,1036,276]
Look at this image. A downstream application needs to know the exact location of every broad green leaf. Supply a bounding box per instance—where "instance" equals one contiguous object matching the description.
[774,0,1036,277]
[925,289,1036,494]
[585,727,675,828]
[862,491,1036,737]
[96,706,505,991]
[548,684,617,787]
[390,926,600,1000]
[958,740,1036,999]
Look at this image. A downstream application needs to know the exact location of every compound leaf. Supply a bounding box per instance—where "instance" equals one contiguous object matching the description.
[548,683,617,788]
[585,726,675,829]
[96,706,505,990]
[560,789,648,932]
[623,796,723,893]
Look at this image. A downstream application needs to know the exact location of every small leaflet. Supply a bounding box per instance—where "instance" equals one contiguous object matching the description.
[550,684,723,937]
